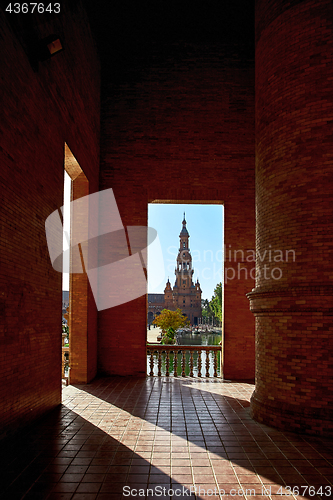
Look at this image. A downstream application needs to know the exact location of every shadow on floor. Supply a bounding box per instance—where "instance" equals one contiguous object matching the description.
[0,376,333,499]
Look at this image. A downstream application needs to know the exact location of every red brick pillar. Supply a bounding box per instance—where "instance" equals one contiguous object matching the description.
[69,172,98,384]
[248,0,333,434]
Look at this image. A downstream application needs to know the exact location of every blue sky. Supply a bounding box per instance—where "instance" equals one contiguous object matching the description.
[62,172,71,291]
[148,203,224,300]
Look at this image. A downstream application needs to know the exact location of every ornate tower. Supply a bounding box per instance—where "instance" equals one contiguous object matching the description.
[164,278,173,309]
[175,214,193,290]
[164,214,202,325]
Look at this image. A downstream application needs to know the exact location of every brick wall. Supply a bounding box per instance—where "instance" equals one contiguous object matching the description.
[249,0,333,434]
[0,2,100,438]
[99,42,255,379]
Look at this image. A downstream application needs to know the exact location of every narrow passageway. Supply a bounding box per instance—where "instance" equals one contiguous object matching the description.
[1,378,332,499]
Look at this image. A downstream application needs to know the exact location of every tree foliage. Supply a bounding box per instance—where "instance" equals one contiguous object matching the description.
[202,283,223,324]
[210,283,222,323]
[153,308,190,335]
[201,299,213,318]
[161,327,176,345]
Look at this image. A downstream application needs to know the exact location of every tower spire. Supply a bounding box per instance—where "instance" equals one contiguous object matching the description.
[161,213,202,327]
[179,213,189,248]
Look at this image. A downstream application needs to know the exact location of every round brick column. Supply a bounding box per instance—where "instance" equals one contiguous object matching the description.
[248,0,333,434]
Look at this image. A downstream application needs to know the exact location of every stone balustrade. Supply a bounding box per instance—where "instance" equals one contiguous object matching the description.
[147,344,221,377]
[62,332,69,382]
[62,346,69,380]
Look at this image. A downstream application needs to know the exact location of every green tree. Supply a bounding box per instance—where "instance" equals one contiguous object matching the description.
[201,283,223,326]
[153,308,190,337]
[161,327,176,345]
[202,298,213,319]
[210,282,222,324]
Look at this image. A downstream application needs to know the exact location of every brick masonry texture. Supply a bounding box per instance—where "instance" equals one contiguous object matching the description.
[0,2,100,437]
[99,41,255,380]
[248,0,333,434]
[3,0,333,440]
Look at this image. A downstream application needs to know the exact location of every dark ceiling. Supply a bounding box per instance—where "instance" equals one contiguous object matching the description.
[84,0,255,72]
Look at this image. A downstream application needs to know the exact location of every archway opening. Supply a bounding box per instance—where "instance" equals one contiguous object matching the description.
[62,143,90,385]
[147,201,224,376]
[61,170,71,383]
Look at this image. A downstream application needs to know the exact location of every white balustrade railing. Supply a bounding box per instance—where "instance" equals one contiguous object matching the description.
[147,344,221,377]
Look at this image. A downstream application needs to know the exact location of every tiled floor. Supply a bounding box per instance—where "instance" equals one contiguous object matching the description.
[1,377,333,500]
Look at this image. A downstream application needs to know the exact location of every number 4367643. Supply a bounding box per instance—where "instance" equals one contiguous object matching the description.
[5,3,60,14]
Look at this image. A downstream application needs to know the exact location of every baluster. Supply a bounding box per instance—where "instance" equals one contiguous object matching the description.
[197,350,202,377]
[205,349,210,377]
[149,350,154,376]
[182,350,186,377]
[158,351,162,376]
[214,350,218,377]
[166,351,170,377]
[190,351,194,377]
[173,350,178,377]
[62,351,65,378]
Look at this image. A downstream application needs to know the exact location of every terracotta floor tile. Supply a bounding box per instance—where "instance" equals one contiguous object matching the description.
[151,458,171,466]
[232,465,255,474]
[60,473,85,482]
[76,482,101,493]
[99,482,124,493]
[236,473,262,484]
[103,473,128,483]
[195,495,220,500]
[258,474,283,484]
[248,496,271,500]
[235,484,264,494]
[48,493,74,499]
[171,452,190,458]
[171,479,194,490]
[215,483,240,494]
[128,465,150,473]
[192,485,218,494]
[154,465,171,474]
[127,473,149,483]
[214,474,238,483]
[171,466,192,474]
[193,474,216,483]
[221,496,247,500]
[81,473,106,483]
[172,459,191,467]
[108,464,130,473]
[148,475,171,484]
[191,459,211,466]
[171,473,193,482]
[52,482,79,492]
[192,466,213,474]
[1,377,332,500]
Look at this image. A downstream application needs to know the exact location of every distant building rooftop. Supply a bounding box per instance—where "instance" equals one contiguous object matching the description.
[148,293,165,303]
